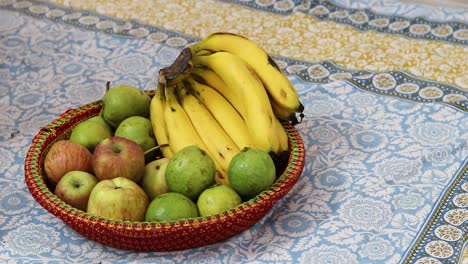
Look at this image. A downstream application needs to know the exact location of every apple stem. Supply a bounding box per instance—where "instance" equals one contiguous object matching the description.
[106,81,110,92]
[144,144,170,155]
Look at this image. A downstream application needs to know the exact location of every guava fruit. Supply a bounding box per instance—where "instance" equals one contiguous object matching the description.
[145,192,198,222]
[114,116,156,159]
[102,84,151,128]
[228,147,276,199]
[165,145,215,200]
[69,119,112,152]
[87,116,112,132]
[197,184,242,217]
[140,158,170,201]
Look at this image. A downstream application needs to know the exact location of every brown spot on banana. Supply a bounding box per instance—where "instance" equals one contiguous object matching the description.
[280,88,287,99]
[214,170,229,185]
[247,65,258,76]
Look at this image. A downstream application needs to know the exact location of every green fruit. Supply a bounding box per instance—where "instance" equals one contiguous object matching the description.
[197,185,242,217]
[70,120,112,152]
[145,192,198,222]
[102,84,151,128]
[87,116,112,132]
[114,116,156,158]
[228,147,276,199]
[165,145,215,200]
[140,158,170,201]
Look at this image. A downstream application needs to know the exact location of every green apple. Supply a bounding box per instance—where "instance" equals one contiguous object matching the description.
[87,177,149,221]
[102,84,151,128]
[114,116,156,159]
[165,145,215,200]
[145,192,198,222]
[140,158,170,201]
[197,185,242,217]
[54,171,98,211]
[70,118,112,152]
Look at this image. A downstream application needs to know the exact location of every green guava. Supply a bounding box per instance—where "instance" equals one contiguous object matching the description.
[197,184,242,217]
[114,116,156,160]
[228,147,276,199]
[102,84,151,128]
[145,192,198,222]
[165,145,215,200]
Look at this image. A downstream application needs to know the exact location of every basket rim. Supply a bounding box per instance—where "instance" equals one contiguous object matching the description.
[24,92,305,230]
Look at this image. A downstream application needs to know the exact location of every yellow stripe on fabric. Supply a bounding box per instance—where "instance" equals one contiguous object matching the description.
[52,0,468,89]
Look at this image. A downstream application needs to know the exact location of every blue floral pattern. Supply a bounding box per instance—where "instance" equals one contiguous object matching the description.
[338,196,392,231]
[359,237,395,260]
[299,245,359,264]
[374,157,423,184]
[3,224,61,256]
[0,2,467,264]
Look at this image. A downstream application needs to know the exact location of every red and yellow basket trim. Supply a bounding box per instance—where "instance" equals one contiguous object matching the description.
[24,92,305,251]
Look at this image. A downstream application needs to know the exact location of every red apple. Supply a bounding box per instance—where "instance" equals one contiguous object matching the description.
[87,177,149,221]
[44,140,93,185]
[92,136,145,182]
[54,171,98,211]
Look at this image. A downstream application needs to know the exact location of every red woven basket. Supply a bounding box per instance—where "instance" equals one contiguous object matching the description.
[24,91,305,251]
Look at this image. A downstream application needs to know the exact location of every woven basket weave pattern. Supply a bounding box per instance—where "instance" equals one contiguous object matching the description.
[24,95,305,251]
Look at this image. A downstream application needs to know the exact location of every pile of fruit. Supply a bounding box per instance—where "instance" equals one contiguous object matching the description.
[43,32,304,223]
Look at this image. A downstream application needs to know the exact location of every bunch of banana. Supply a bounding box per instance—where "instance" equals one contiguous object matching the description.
[189,32,304,122]
[150,32,303,184]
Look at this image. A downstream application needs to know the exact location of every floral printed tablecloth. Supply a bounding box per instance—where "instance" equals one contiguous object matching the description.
[0,0,467,263]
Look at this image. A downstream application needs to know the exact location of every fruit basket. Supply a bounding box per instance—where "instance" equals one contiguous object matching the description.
[24,91,305,252]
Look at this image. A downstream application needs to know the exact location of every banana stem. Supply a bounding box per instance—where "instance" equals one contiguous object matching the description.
[159,48,193,87]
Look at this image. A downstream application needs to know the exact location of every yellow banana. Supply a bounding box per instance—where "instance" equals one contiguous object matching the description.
[271,99,304,125]
[191,70,293,124]
[190,67,245,116]
[177,83,240,171]
[185,77,252,150]
[149,86,174,158]
[271,99,294,121]
[163,83,207,154]
[194,49,213,56]
[273,118,289,153]
[190,32,303,118]
[192,52,278,153]
[176,82,238,185]
[164,83,227,183]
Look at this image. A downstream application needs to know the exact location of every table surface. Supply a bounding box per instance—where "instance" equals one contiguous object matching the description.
[0,0,467,263]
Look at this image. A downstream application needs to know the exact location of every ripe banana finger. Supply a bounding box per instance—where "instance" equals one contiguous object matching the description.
[149,86,174,158]
[185,77,252,150]
[177,83,240,184]
[192,52,276,153]
[190,32,303,117]
[273,117,289,153]
[190,66,245,116]
[163,83,206,154]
